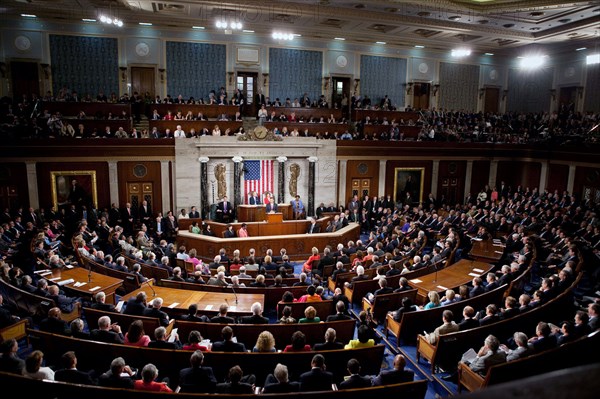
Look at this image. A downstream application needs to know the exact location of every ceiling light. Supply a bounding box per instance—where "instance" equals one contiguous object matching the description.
[139,22,152,26]
[484,52,494,56]
[576,47,587,51]
[587,54,600,65]
[451,48,471,57]
[242,30,254,33]
[99,15,123,27]
[192,26,205,30]
[21,14,36,18]
[376,41,386,44]
[334,37,346,41]
[272,32,295,41]
[216,20,242,30]
[519,54,546,69]
[82,19,96,22]
[415,45,425,48]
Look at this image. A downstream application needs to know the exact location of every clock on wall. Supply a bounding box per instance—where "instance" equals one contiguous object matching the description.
[14,35,31,51]
[133,164,147,178]
[135,42,150,57]
[336,55,348,68]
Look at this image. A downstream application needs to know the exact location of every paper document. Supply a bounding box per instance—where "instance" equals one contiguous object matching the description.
[229,306,237,312]
[168,328,178,343]
[204,305,213,310]
[73,282,87,288]
[89,286,101,292]
[472,268,484,273]
[168,302,180,308]
[468,273,480,277]
[461,348,478,364]
[65,264,74,269]
[38,271,52,276]
[472,237,483,241]
[47,277,61,281]
[57,278,74,286]
[436,285,448,291]
[115,301,124,312]
[410,279,423,283]
[495,250,504,254]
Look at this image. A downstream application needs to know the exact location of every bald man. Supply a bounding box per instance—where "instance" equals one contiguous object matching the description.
[371,354,414,386]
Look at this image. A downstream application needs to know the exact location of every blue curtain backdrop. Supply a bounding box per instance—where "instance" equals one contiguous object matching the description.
[166,41,226,101]
[269,48,323,104]
[49,35,118,97]
[439,62,480,111]
[507,67,554,113]
[360,55,406,108]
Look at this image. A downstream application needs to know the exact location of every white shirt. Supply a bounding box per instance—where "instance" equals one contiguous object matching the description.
[174,129,186,138]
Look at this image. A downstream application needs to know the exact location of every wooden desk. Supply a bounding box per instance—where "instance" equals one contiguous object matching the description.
[362,124,421,140]
[45,266,123,304]
[469,239,505,264]
[407,259,493,304]
[121,281,263,316]
[236,204,292,222]
[263,122,349,136]
[151,104,238,119]
[43,102,132,117]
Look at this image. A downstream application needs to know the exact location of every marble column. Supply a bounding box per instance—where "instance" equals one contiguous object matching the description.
[276,156,287,204]
[232,156,243,215]
[25,162,39,209]
[378,160,387,197]
[307,156,318,217]
[107,161,119,207]
[464,161,473,201]
[431,160,439,199]
[489,160,498,190]
[199,157,209,219]
[539,161,549,194]
[160,161,170,213]
[338,160,347,205]
[567,165,576,195]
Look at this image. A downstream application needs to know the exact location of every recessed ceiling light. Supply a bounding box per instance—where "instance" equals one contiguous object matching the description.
[21,14,36,18]
[576,47,587,51]
[376,41,386,44]
[478,20,489,24]
[242,29,254,33]
[82,18,96,22]
[192,26,205,29]
[530,11,544,16]
[448,16,461,21]
[334,37,346,41]
[558,19,571,23]
[530,27,541,31]
[139,22,152,26]
[417,11,431,17]
[503,23,515,28]
[415,45,425,48]
[484,52,494,56]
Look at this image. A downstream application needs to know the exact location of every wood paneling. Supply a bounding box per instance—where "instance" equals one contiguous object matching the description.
[547,164,569,193]
[0,163,29,210]
[497,161,541,192]
[117,161,163,214]
[36,162,110,211]
[438,161,466,205]
[470,160,490,196]
[574,166,600,198]
[346,160,379,203]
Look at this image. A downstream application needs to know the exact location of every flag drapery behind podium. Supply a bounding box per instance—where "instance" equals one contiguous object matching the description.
[244,160,274,202]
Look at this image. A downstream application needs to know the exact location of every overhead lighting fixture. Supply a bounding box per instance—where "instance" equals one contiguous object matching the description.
[139,22,152,26]
[414,45,425,48]
[242,29,254,33]
[82,18,97,22]
[272,32,295,41]
[376,41,386,44]
[576,47,587,51]
[216,21,242,30]
[21,14,36,18]
[587,54,600,65]
[192,26,205,30]
[99,15,123,27]
[519,54,547,69]
[451,48,471,57]
[334,37,346,41]
[484,52,494,56]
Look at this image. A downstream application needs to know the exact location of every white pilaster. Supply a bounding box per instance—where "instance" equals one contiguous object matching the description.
[489,160,498,189]
[464,161,473,200]
[25,162,39,209]
[107,161,119,206]
[338,159,347,205]
[567,165,576,195]
[431,160,439,198]
[378,160,387,196]
[539,161,549,193]
[161,160,171,213]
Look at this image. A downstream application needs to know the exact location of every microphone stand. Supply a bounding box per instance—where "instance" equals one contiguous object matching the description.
[145,278,157,297]
[230,284,238,305]
[88,267,92,283]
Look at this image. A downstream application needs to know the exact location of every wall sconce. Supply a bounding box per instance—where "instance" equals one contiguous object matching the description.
[502,89,508,100]
[576,86,584,99]
[433,84,440,97]
[119,67,127,82]
[228,71,234,86]
[353,78,360,92]
[158,68,165,83]
[549,89,556,101]
[40,63,50,80]
[263,73,269,87]
[405,82,413,95]
[323,76,330,91]
[478,87,485,99]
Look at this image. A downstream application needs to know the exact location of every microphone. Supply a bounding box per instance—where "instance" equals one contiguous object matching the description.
[144,278,157,297]
[230,284,238,305]
[88,267,92,283]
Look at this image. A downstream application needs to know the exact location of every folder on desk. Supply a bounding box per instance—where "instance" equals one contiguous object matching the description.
[115,301,124,312]
[57,278,74,286]
[204,305,213,310]
[410,279,423,283]
[89,286,101,292]
[468,272,480,277]
[168,302,180,308]
[472,268,484,273]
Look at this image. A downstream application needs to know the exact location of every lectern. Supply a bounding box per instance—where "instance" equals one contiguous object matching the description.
[266,212,283,223]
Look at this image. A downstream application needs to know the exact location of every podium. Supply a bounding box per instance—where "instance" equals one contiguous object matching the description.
[237,205,266,222]
[266,212,283,223]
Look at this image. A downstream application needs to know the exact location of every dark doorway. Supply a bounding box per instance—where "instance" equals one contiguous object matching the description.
[131,67,155,99]
[332,76,351,118]
[237,71,258,117]
[412,82,430,110]
[558,86,577,113]
[11,61,39,101]
[484,87,500,113]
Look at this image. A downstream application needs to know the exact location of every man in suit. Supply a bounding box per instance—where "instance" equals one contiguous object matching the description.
[122,291,147,316]
[54,351,96,385]
[90,315,125,344]
[142,297,170,327]
[239,302,269,324]
[372,354,414,386]
[178,350,217,393]
[468,335,507,375]
[211,326,247,352]
[262,363,300,393]
[248,191,261,205]
[188,206,200,219]
[120,202,135,235]
[326,301,353,322]
[426,310,459,344]
[299,354,333,392]
[306,217,320,234]
[339,358,372,389]
[148,326,182,349]
[90,291,116,312]
[216,196,234,223]
[312,328,345,351]
[458,306,480,331]
[138,200,152,227]
[211,303,236,324]
[223,224,237,238]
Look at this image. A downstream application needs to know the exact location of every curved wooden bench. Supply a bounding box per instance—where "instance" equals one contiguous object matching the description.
[27,328,385,387]
[362,289,418,324]
[83,258,142,294]
[83,307,175,337]
[0,318,29,344]
[276,300,336,321]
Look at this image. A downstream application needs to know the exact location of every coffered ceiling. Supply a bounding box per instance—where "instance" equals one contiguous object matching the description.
[3,0,600,54]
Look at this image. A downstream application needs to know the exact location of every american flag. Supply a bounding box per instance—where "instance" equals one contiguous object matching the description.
[244,160,274,202]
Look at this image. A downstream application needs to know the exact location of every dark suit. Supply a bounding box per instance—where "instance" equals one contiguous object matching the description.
[372,368,414,386]
[249,196,261,205]
[313,341,344,351]
[189,210,200,219]
[239,314,269,324]
[138,205,152,225]
[306,223,321,234]
[299,367,333,392]
[142,307,170,326]
[266,202,278,213]
[458,318,480,331]
[216,382,253,394]
[178,366,217,393]
[339,374,372,389]
[263,381,300,393]
[211,315,236,324]
[216,201,234,222]
[90,329,124,344]
[55,368,96,385]
[326,313,352,322]
[211,340,247,352]
[122,297,147,316]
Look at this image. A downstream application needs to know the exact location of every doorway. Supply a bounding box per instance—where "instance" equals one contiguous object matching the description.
[412,82,430,110]
[237,71,258,117]
[332,76,351,118]
[130,67,155,99]
[558,86,577,113]
[484,87,500,113]
[11,61,39,100]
